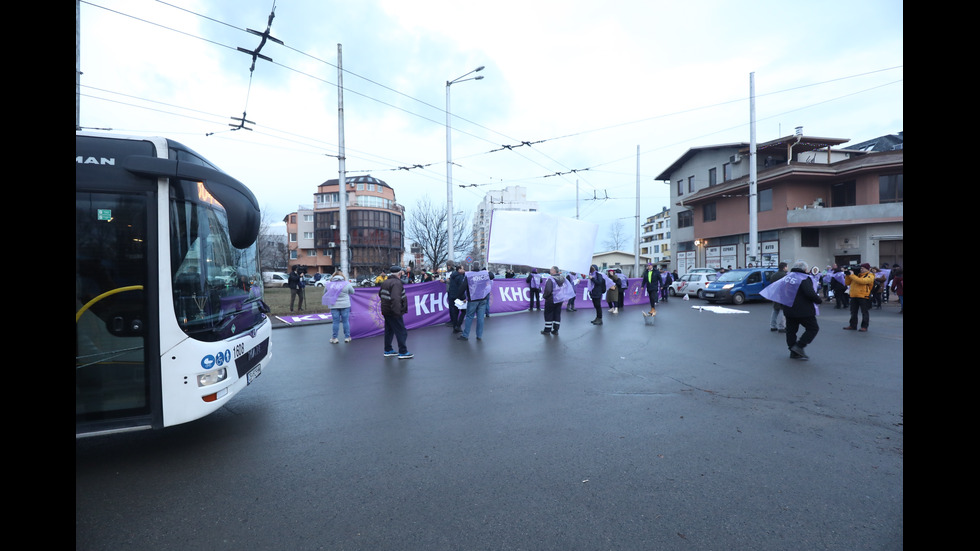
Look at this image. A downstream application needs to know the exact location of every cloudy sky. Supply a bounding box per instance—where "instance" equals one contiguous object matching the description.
[77,0,903,249]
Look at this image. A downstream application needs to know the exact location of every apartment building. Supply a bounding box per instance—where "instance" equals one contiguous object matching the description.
[640,206,671,267]
[656,130,903,274]
[284,175,405,279]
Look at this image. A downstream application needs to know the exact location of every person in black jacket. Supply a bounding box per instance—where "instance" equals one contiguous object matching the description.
[783,261,823,361]
[380,265,412,359]
[446,263,466,333]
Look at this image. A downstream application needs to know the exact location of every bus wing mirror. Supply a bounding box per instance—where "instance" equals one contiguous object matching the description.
[124,156,261,249]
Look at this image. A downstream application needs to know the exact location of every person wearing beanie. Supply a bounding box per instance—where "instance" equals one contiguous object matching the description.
[844,263,875,332]
[782,261,823,360]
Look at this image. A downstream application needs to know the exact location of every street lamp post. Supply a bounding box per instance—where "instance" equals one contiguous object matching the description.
[446,66,484,268]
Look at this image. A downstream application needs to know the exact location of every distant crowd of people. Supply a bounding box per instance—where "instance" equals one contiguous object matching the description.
[313,259,902,364]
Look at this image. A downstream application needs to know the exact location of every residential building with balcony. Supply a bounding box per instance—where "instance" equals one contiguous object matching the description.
[640,206,671,267]
[656,130,903,274]
[284,175,405,279]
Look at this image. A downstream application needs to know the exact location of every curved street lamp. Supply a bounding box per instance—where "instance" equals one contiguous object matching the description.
[446,66,484,267]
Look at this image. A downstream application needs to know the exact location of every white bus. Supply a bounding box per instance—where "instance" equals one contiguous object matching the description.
[76,132,272,437]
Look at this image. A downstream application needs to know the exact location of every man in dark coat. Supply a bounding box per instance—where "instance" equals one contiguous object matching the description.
[641,263,659,317]
[446,263,466,333]
[783,261,823,360]
[380,265,412,359]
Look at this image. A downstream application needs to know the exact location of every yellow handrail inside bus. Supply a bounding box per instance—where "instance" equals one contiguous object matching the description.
[75,285,144,323]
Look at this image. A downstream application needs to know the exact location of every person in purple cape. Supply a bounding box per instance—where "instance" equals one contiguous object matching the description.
[775,261,823,360]
[541,266,570,335]
[322,270,355,344]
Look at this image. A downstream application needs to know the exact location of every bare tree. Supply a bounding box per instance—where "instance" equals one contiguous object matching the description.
[257,206,288,271]
[406,196,473,269]
[603,220,631,251]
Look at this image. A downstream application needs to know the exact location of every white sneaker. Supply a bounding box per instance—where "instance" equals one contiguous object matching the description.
[330,338,339,344]
[344,337,351,343]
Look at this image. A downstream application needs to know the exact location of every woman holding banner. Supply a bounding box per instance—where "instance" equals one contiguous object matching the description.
[322,271,355,343]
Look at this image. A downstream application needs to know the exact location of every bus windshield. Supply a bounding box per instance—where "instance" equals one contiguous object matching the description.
[171,180,266,341]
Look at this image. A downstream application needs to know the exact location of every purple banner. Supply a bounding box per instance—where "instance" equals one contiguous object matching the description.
[279,278,653,339]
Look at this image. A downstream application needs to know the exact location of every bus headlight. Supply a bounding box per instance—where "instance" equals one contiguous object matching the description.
[198,368,228,387]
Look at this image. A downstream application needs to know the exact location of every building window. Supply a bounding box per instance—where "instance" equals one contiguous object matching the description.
[677,210,693,228]
[831,181,856,207]
[879,174,903,203]
[688,176,695,193]
[708,167,717,187]
[758,188,772,212]
[289,232,297,243]
[676,180,683,196]
[801,228,819,247]
[703,202,716,222]
[723,162,732,181]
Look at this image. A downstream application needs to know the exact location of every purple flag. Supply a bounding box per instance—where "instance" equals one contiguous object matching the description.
[321,280,346,307]
[760,273,806,307]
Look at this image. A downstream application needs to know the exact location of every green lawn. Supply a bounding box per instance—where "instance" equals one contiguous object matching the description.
[263,286,332,316]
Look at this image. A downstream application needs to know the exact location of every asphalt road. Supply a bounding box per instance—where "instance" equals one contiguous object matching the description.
[76,298,903,551]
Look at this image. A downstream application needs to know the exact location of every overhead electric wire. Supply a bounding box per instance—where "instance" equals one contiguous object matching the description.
[81,1,902,205]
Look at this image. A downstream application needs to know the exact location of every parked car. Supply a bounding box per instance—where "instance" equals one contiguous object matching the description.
[701,268,778,305]
[262,271,289,288]
[669,272,718,298]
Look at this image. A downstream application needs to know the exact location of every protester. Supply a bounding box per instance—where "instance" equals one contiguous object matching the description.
[606,269,620,314]
[871,267,886,309]
[781,261,823,360]
[541,266,572,335]
[526,269,542,311]
[769,262,788,333]
[322,270,355,343]
[446,263,466,333]
[889,267,903,314]
[565,271,580,311]
[457,264,493,341]
[379,265,412,359]
[615,269,627,313]
[659,266,673,303]
[844,263,875,332]
[641,263,659,317]
[830,264,849,310]
[588,265,606,325]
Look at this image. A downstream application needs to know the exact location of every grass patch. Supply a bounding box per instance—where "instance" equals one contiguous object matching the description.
[263,286,332,316]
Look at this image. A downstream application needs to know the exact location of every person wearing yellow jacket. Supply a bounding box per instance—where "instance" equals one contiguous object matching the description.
[844,263,875,332]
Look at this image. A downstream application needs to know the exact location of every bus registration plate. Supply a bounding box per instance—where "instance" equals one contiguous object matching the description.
[247,365,262,385]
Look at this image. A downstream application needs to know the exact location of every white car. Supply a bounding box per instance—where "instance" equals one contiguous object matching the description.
[262,271,289,287]
[669,272,718,299]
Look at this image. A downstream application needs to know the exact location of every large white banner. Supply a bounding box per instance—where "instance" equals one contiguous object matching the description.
[486,210,598,272]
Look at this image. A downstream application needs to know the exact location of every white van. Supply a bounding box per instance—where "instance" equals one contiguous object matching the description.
[262,272,289,287]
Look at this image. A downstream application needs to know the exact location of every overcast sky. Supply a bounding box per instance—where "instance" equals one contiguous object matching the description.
[77,0,903,247]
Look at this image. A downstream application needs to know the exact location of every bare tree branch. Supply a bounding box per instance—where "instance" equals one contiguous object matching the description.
[406,196,473,269]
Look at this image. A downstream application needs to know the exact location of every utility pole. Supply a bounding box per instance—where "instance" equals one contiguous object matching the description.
[635,145,641,277]
[337,44,349,278]
[748,72,758,267]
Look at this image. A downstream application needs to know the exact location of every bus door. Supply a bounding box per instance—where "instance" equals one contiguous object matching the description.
[76,191,153,432]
